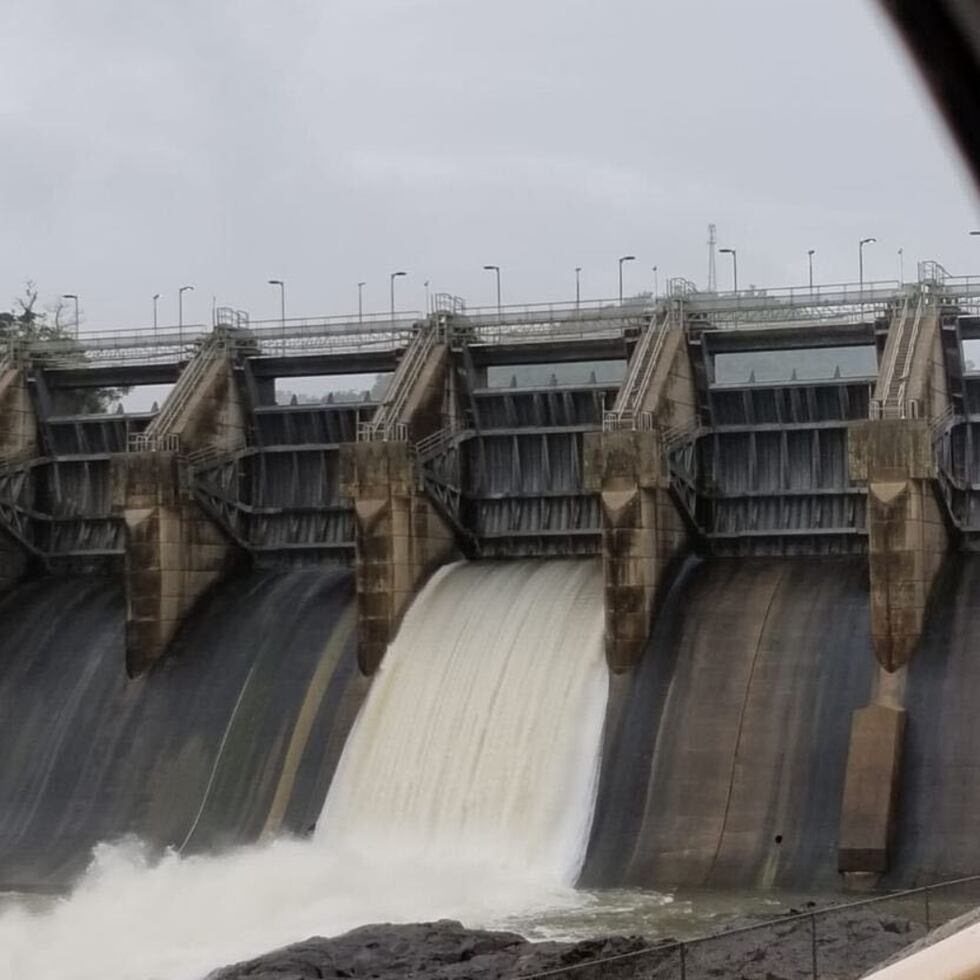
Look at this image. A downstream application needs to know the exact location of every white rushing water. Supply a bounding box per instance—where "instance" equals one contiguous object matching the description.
[0,559,608,980]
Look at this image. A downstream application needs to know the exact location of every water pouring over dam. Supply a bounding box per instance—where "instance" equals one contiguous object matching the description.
[320,559,608,881]
[1,268,980,975]
[0,559,608,980]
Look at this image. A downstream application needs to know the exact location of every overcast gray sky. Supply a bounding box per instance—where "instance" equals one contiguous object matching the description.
[2,0,978,332]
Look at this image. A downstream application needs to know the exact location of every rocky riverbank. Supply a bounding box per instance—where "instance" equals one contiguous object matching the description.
[207,912,928,979]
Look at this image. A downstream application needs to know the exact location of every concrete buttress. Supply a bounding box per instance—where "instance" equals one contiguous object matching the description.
[341,439,457,675]
[121,347,249,675]
[0,364,38,588]
[583,326,695,672]
[114,451,242,676]
[342,335,459,674]
[838,302,950,879]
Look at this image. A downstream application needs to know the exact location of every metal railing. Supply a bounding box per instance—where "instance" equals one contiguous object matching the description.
[870,398,923,420]
[357,420,408,443]
[144,334,228,437]
[609,304,679,424]
[511,875,980,980]
[893,293,929,411]
[871,289,931,420]
[602,409,654,432]
[930,403,956,437]
[126,433,181,454]
[414,420,470,461]
[7,269,980,370]
[456,299,650,349]
[362,321,439,441]
[16,312,422,367]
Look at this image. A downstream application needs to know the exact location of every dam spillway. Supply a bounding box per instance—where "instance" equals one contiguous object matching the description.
[2,271,980,973]
[0,559,609,980]
[0,568,364,889]
[320,559,608,881]
[582,557,872,890]
[891,553,980,884]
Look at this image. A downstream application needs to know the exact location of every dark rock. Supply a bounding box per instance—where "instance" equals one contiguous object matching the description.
[207,911,933,980]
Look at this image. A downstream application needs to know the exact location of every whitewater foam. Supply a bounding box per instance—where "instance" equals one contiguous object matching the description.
[0,560,608,980]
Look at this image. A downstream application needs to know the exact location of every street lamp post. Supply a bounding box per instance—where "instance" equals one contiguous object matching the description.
[807,250,815,292]
[719,248,738,293]
[268,279,286,354]
[652,265,659,302]
[424,280,431,315]
[153,293,160,335]
[575,267,582,310]
[178,285,194,346]
[483,265,501,317]
[358,281,366,324]
[898,248,905,283]
[859,237,876,296]
[390,271,407,323]
[61,294,80,338]
[618,255,635,305]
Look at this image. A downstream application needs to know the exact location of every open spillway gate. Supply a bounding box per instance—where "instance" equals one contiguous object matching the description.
[0,263,979,880]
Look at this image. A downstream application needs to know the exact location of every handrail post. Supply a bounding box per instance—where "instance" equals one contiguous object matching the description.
[924,885,931,930]
[810,913,818,978]
[679,942,687,980]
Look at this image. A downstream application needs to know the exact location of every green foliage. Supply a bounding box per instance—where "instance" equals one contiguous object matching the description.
[2,281,126,412]
[0,281,75,345]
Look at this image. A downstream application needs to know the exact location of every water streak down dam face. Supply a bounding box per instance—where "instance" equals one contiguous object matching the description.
[582,556,872,891]
[0,559,609,980]
[320,559,609,883]
[892,554,980,884]
[0,567,364,889]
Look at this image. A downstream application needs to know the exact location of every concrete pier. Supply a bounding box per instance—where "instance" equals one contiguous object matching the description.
[342,440,456,674]
[583,325,696,671]
[119,336,251,674]
[0,363,36,589]
[838,297,951,878]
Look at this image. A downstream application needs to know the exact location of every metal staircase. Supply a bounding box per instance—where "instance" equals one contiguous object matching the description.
[603,303,675,431]
[360,320,438,441]
[139,333,227,449]
[871,290,928,419]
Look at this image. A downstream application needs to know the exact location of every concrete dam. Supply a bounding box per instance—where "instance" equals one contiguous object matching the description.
[2,263,980,973]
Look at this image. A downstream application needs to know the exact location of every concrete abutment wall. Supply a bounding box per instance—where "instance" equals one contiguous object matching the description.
[115,452,243,676]
[584,328,696,672]
[121,351,250,675]
[342,341,459,675]
[341,441,457,674]
[839,308,952,879]
[0,365,37,589]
